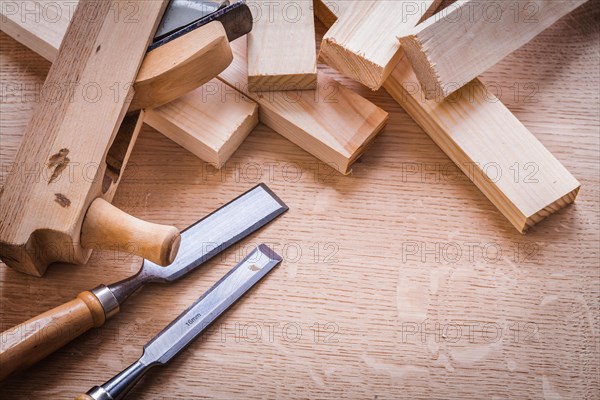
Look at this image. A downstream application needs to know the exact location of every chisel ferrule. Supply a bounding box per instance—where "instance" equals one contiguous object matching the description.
[91,285,120,320]
[84,359,149,400]
[84,386,112,400]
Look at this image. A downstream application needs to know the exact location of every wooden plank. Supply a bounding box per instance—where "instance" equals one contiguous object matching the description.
[318,0,581,232]
[0,0,70,61]
[399,0,589,99]
[145,79,259,168]
[385,63,581,232]
[313,0,340,28]
[247,0,317,91]
[319,0,441,90]
[0,0,168,276]
[0,0,253,168]
[219,38,388,175]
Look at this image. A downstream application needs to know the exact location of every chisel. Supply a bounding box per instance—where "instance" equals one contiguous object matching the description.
[0,184,287,381]
[75,244,281,400]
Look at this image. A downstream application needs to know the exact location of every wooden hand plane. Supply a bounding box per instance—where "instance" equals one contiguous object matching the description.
[0,0,253,276]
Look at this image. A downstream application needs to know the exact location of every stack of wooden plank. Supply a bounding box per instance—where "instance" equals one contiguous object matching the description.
[317,0,584,232]
[1,0,388,175]
[0,0,587,233]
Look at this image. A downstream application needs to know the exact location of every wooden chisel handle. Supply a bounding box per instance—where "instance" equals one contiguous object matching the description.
[0,291,109,381]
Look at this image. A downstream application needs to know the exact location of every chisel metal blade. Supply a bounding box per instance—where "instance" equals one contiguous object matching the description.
[0,185,287,382]
[107,183,288,303]
[143,244,281,364]
[81,245,282,400]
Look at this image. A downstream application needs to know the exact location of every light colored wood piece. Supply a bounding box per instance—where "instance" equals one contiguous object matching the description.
[74,396,94,400]
[1,1,598,395]
[145,79,259,168]
[0,0,168,276]
[313,0,340,28]
[219,38,388,175]
[129,21,233,111]
[384,63,581,232]
[0,291,105,381]
[0,0,250,168]
[247,0,317,91]
[319,0,441,90]
[0,1,233,111]
[81,199,181,266]
[400,0,589,99]
[318,0,581,232]
[0,0,70,61]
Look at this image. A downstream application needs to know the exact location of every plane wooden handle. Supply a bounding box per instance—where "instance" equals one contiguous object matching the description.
[0,291,106,381]
[74,395,94,400]
[81,198,181,266]
[129,21,233,111]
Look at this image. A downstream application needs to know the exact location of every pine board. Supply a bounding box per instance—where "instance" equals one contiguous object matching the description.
[247,0,317,91]
[400,0,589,99]
[0,1,598,398]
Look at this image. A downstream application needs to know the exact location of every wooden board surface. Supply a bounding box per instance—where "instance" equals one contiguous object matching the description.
[247,0,317,91]
[144,80,259,168]
[219,39,389,175]
[320,0,581,233]
[319,0,439,90]
[0,0,250,168]
[0,2,599,398]
[400,0,589,99]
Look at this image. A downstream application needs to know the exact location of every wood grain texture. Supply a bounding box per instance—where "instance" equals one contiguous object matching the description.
[321,0,581,233]
[81,198,181,267]
[0,291,105,381]
[247,0,317,91]
[219,38,389,175]
[400,0,589,99]
[0,0,70,61]
[0,0,168,276]
[144,79,259,168]
[319,0,441,90]
[0,0,231,111]
[313,0,339,28]
[129,21,233,111]
[384,60,580,232]
[0,1,598,398]
[0,0,250,168]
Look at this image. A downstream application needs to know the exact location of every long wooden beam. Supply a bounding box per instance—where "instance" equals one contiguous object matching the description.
[218,38,388,175]
[399,0,589,99]
[316,0,580,232]
[319,0,441,90]
[247,0,317,91]
[0,0,256,167]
